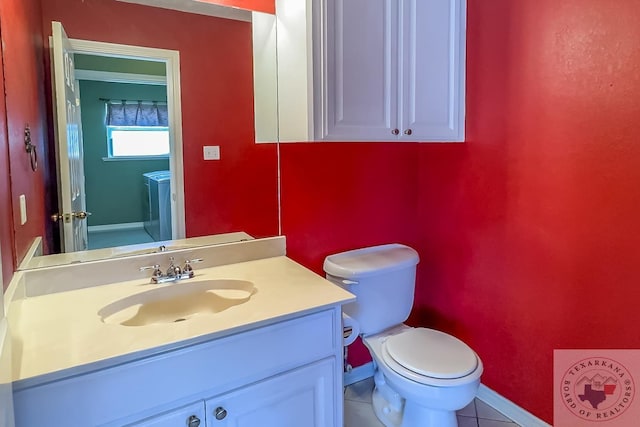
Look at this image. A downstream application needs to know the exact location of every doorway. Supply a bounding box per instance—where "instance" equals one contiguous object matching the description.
[75,55,171,249]
[59,35,185,251]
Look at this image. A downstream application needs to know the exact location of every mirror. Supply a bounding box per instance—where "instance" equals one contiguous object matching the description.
[19,232,256,270]
[14,1,282,270]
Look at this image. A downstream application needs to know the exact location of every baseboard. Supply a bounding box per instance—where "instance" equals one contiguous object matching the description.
[344,362,375,386]
[477,384,551,427]
[88,222,144,232]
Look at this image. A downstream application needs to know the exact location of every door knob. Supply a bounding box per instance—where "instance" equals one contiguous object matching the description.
[187,415,201,427]
[391,128,400,135]
[404,129,413,135]
[72,211,92,219]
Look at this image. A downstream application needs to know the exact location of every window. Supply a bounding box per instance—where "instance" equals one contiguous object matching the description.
[107,126,170,158]
[104,100,170,159]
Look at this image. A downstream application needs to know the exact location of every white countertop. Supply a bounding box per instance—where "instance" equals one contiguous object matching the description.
[9,256,354,388]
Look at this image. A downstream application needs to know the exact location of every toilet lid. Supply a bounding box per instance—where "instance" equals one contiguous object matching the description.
[385,328,478,379]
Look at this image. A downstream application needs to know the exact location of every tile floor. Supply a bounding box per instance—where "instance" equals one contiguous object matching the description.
[344,377,521,427]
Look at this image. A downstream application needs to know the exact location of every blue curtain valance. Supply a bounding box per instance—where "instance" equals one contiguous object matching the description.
[106,101,168,127]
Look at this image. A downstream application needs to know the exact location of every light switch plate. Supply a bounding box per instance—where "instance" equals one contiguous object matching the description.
[203,146,220,160]
[19,194,27,225]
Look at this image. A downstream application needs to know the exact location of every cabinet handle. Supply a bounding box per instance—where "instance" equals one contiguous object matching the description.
[214,407,228,420]
[391,128,400,135]
[187,415,201,427]
[404,129,413,135]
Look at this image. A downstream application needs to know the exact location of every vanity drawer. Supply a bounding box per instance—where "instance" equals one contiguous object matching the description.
[13,308,339,427]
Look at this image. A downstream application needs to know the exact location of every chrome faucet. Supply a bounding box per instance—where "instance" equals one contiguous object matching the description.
[140,257,203,284]
[166,256,182,278]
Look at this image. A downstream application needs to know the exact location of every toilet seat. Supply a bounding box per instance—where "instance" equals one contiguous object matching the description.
[379,328,481,387]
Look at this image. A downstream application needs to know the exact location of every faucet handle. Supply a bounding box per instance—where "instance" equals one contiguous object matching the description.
[139,264,162,277]
[183,258,203,278]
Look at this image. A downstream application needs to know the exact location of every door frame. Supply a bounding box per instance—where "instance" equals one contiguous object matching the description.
[66,38,186,240]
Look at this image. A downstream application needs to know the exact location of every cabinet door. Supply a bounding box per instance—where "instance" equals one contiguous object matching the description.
[130,402,205,427]
[204,358,337,427]
[319,0,398,140]
[400,0,466,141]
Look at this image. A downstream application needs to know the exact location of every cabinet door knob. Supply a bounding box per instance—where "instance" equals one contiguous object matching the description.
[391,128,400,135]
[187,415,201,427]
[404,129,413,135]
[214,407,228,420]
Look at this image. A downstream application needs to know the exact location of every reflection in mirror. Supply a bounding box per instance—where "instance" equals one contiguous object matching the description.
[18,232,254,270]
[74,54,173,252]
[22,1,281,269]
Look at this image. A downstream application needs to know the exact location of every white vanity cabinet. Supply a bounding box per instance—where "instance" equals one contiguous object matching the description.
[12,308,343,427]
[203,358,335,427]
[314,0,466,142]
[134,359,335,427]
[132,402,206,427]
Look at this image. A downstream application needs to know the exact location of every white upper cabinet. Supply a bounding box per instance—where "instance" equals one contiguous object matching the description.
[319,0,398,140]
[314,0,466,142]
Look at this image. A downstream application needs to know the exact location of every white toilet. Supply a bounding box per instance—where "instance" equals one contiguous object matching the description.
[324,244,483,427]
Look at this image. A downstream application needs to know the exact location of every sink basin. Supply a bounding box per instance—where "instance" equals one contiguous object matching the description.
[98,279,257,327]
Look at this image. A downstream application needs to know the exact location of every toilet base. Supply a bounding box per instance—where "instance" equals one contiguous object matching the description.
[371,370,460,427]
[371,385,403,427]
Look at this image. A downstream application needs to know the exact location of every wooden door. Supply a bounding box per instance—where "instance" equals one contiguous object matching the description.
[51,21,89,252]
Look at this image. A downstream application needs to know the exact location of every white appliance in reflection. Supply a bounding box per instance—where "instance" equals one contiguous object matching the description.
[143,170,172,241]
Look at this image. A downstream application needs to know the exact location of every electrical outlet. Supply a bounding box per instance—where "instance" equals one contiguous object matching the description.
[203,146,220,160]
[19,194,27,225]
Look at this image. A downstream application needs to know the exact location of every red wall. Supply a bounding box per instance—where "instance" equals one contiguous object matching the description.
[0,24,15,287]
[280,142,419,273]
[415,0,640,422]
[0,0,49,285]
[202,0,274,14]
[41,0,279,241]
[281,0,640,423]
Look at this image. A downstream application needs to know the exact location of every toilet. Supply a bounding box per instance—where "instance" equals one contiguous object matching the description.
[324,244,483,427]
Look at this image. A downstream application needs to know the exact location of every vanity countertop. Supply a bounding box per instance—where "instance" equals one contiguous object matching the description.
[8,255,354,388]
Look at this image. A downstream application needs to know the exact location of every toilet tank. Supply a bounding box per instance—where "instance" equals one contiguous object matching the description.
[323,244,420,336]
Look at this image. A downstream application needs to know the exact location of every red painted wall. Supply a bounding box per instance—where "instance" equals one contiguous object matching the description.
[201,0,274,14]
[41,0,279,241]
[0,22,16,288]
[414,0,640,422]
[281,1,640,423]
[0,0,49,283]
[280,142,419,273]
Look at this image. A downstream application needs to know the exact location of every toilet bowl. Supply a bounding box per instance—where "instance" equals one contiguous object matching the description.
[364,325,482,427]
[324,244,483,427]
